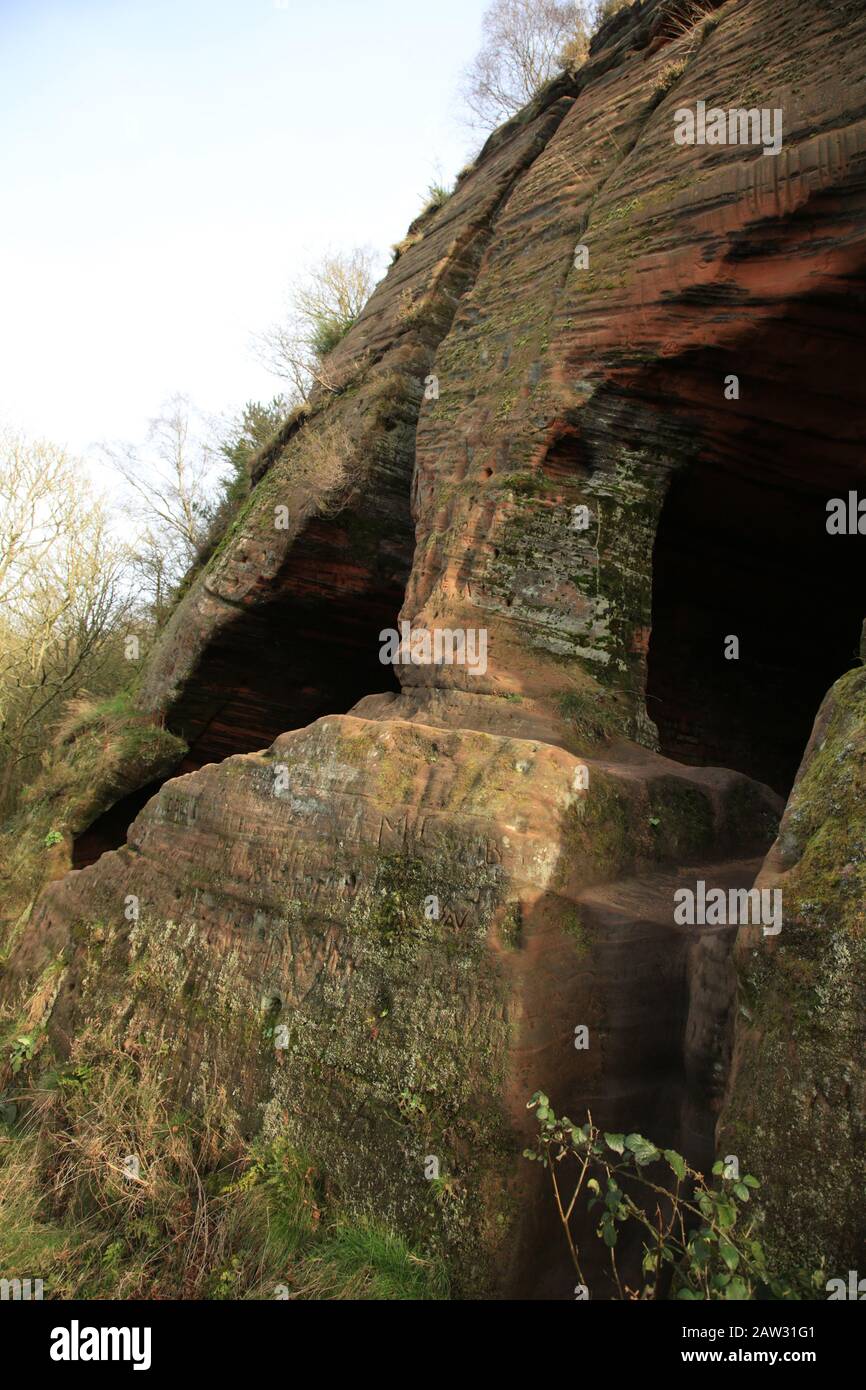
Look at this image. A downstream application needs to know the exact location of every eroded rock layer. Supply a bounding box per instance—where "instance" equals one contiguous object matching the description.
[5,0,866,1295]
[13,714,780,1294]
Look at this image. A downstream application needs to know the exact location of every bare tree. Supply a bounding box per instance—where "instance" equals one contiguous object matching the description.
[460,0,592,132]
[0,431,75,612]
[0,429,131,813]
[122,523,190,623]
[253,248,380,401]
[102,395,224,598]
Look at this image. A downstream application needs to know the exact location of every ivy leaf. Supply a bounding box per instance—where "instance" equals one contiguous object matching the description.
[604,1133,625,1154]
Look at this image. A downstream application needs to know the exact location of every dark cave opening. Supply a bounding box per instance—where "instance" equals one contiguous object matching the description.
[646,295,866,797]
[647,458,864,795]
[72,513,408,868]
[167,581,402,775]
[72,779,168,870]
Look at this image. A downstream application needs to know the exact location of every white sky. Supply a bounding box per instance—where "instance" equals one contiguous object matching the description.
[0,0,487,473]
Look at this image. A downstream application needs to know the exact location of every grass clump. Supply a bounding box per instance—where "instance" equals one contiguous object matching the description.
[421,181,452,215]
[557,686,623,744]
[293,1221,450,1301]
[654,58,688,98]
[0,692,185,950]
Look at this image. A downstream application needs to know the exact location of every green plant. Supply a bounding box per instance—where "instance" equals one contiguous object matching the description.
[397,1089,427,1121]
[0,1021,446,1301]
[309,314,352,359]
[42,829,62,848]
[194,396,290,564]
[524,1093,822,1299]
[429,1172,462,1206]
[298,1220,449,1300]
[422,181,452,214]
[8,1035,35,1074]
[558,687,622,743]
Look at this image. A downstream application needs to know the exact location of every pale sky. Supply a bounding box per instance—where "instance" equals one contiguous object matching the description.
[0,0,487,468]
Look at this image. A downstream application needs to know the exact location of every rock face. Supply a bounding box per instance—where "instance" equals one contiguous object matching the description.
[718,667,866,1279]
[5,0,866,1295]
[12,718,780,1294]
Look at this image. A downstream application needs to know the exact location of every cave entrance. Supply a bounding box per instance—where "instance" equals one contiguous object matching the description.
[166,571,402,774]
[72,513,408,868]
[72,779,167,870]
[646,298,866,797]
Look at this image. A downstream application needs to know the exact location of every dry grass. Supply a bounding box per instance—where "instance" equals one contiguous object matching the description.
[0,1026,449,1300]
[274,414,366,522]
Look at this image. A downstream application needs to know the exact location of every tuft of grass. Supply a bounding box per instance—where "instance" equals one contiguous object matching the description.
[654,58,688,98]
[295,1220,450,1301]
[50,692,133,748]
[420,181,452,216]
[0,693,184,952]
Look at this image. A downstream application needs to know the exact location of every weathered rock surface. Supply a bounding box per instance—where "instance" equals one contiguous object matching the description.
[4,0,866,1295]
[13,714,779,1294]
[719,666,866,1279]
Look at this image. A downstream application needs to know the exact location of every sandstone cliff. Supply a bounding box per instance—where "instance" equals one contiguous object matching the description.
[2,0,865,1297]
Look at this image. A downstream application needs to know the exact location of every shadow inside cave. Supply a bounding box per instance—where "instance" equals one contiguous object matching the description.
[646,287,866,798]
[72,512,405,868]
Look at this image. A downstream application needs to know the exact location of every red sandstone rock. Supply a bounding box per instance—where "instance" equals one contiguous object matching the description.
[4,0,866,1295]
